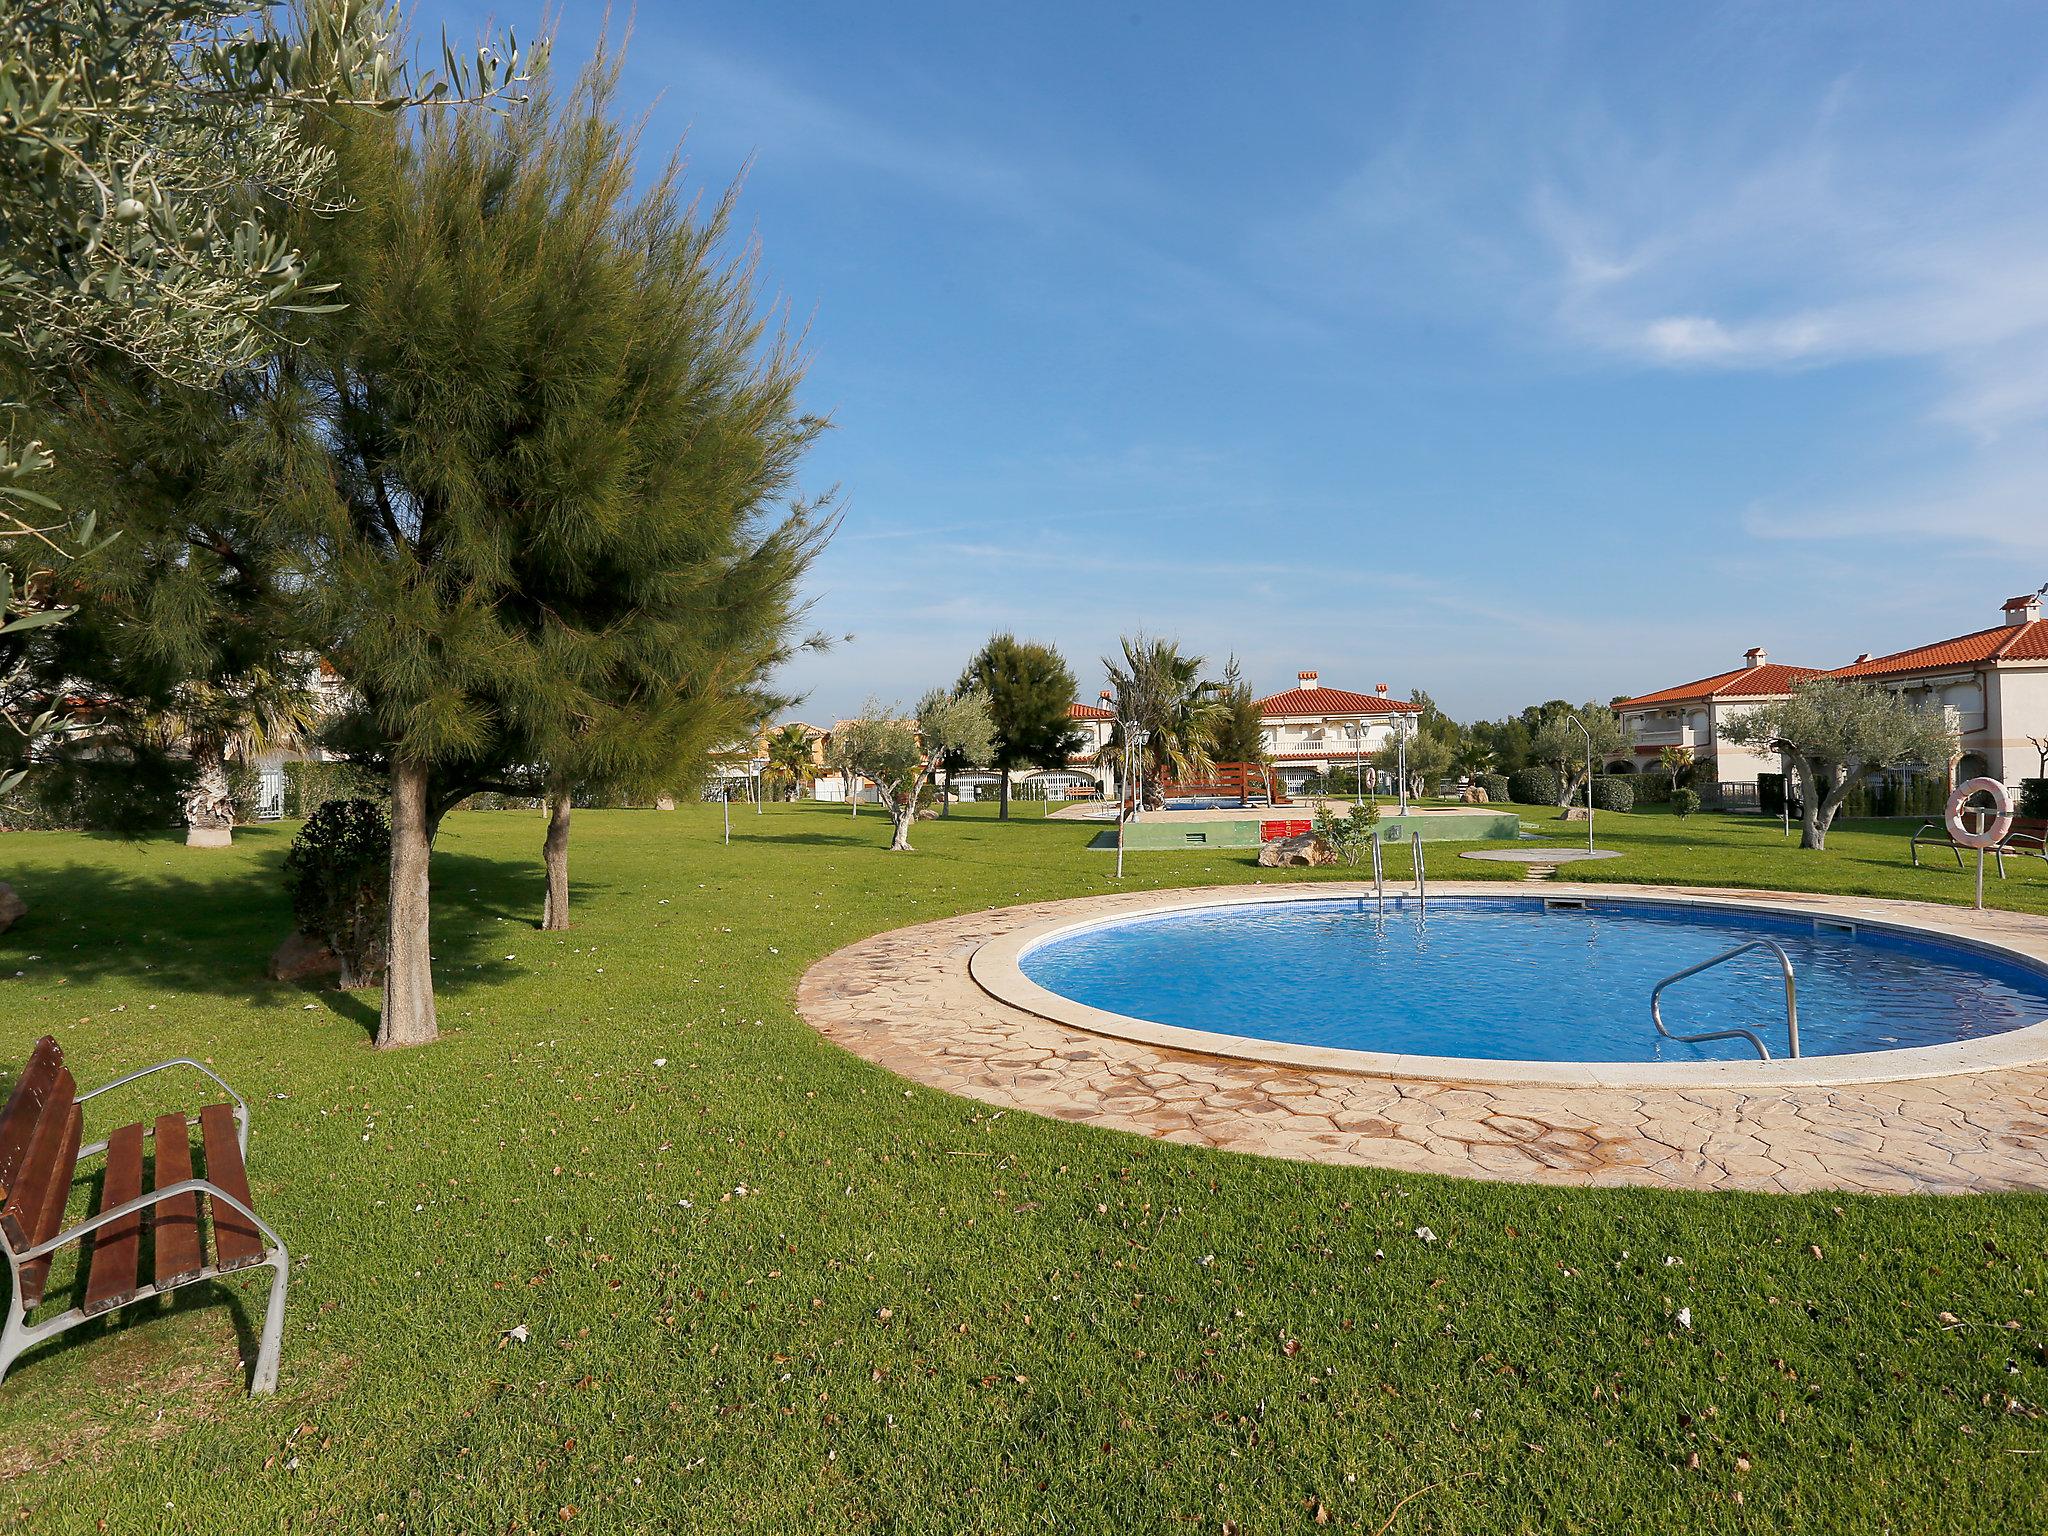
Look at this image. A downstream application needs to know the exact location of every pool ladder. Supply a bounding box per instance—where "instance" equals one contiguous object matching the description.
[1367,832,1427,912]
[1649,939,1801,1060]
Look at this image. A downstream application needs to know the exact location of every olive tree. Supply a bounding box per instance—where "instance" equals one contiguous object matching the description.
[836,691,993,851]
[1722,679,1958,850]
[1531,703,1632,811]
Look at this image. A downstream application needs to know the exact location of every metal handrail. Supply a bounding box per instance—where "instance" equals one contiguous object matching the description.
[1411,832,1426,909]
[1370,830,1385,912]
[1650,939,1800,1060]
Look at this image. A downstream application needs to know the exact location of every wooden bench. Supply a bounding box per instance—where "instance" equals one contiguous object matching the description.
[0,1037,288,1394]
[1909,821,2048,879]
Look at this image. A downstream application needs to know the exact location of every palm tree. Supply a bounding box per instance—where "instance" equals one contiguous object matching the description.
[763,723,817,801]
[1101,635,1223,808]
[151,665,323,846]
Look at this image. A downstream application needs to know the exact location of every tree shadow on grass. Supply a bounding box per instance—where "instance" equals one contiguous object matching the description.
[0,845,588,1030]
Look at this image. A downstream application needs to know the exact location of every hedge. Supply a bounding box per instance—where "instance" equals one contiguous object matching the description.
[1758,772,1788,818]
[1507,766,1559,806]
[1611,771,1671,806]
[2021,779,2048,819]
[283,760,385,818]
[1474,772,1511,804]
[1590,775,1635,813]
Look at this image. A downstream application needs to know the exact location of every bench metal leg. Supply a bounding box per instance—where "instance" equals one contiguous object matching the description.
[0,1282,24,1390]
[250,1243,289,1395]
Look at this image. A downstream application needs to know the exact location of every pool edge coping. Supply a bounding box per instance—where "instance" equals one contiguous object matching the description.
[966,882,2048,1090]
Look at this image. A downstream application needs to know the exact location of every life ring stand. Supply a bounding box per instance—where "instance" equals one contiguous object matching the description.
[1945,776,2012,850]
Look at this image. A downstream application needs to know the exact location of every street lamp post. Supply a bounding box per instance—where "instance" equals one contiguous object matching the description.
[1352,719,1365,807]
[1391,717,1412,815]
[1101,690,1145,881]
[1566,714,1595,854]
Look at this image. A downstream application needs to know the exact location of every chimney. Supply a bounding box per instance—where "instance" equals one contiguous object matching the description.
[1743,646,1768,670]
[1375,683,1389,697]
[1854,653,1870,664]
[1297,670,1320,691]
[2002,594,2042,626]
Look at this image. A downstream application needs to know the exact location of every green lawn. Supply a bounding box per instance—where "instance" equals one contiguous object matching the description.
[0,803,2042,1533]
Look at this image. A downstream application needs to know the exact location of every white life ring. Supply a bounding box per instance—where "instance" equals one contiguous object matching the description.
[1945,776,2012,850]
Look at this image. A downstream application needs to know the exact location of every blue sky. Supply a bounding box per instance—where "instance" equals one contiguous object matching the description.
[446,1,2048,720]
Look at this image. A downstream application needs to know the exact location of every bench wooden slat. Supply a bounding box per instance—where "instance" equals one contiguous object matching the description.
[199,1104,262,1272]
[11,1101,80,1309]
[0,1038,63,1205]
[151,1113,204,1289]
[83,1122,145,1316]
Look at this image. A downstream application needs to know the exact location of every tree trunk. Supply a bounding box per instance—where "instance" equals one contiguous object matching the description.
[940,768,951,817]
[378,761,439,1048]
[184,737,236,847]
[998,771,1011,821]
[541,788,572,930]
[888,800,916,851]
[1787,753,1836,850]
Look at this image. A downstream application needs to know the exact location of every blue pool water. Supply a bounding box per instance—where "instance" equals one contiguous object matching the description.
[1017,897,2048,1062]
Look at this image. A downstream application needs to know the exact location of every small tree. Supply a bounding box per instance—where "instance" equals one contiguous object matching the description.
[1207,658,1271,804]
[1532,704,1632,812]
[839,691,993,852]
[1101,634,1220,807]
[1311,799,1380,866]
[1403,724,1457,802]
[763,724,818,800]
[1658,744,1694,793]
[827,714,896,817]
[1722,680,1958,850]
[958,635,1081,820]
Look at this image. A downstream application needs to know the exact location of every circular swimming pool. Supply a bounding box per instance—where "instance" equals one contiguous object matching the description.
[981,893,2048,1082]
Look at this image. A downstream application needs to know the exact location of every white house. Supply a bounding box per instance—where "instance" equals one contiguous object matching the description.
[1825,593,2048,786]
[1616,593,2048,796]
[1614,648,1825,789]
[1254,672,1424,795]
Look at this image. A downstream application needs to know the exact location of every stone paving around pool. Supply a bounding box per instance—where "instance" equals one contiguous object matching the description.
[795,882,2048,1196]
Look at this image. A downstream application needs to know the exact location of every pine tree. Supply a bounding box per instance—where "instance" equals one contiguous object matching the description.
[3,361,313,839]
[958,634,1081,819]
[253,50,828,1042]
[1208,658,1270,803]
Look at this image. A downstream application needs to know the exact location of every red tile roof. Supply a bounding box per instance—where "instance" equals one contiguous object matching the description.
[1255,686,1422,717]
[1616,663,1824,710]
[1069,702,1115,720]
[1826,621,2048,679]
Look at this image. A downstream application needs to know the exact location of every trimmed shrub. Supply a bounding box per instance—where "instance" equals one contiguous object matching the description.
[1672,787,1701,818]
[1758,772,1786,818]
[1474,772,1511,804]
[1590,775,1635,813]
[1507,767,1559,806]
[283,798,391,988]
[2021,779,2048,819]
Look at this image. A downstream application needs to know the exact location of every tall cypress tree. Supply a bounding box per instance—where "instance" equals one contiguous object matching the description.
[958,634,1082,819]
[255,51,828,1043]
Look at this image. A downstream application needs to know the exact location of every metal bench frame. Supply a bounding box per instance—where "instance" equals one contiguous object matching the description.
[1909,822,2048,879]
[0,1058,290,1395]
